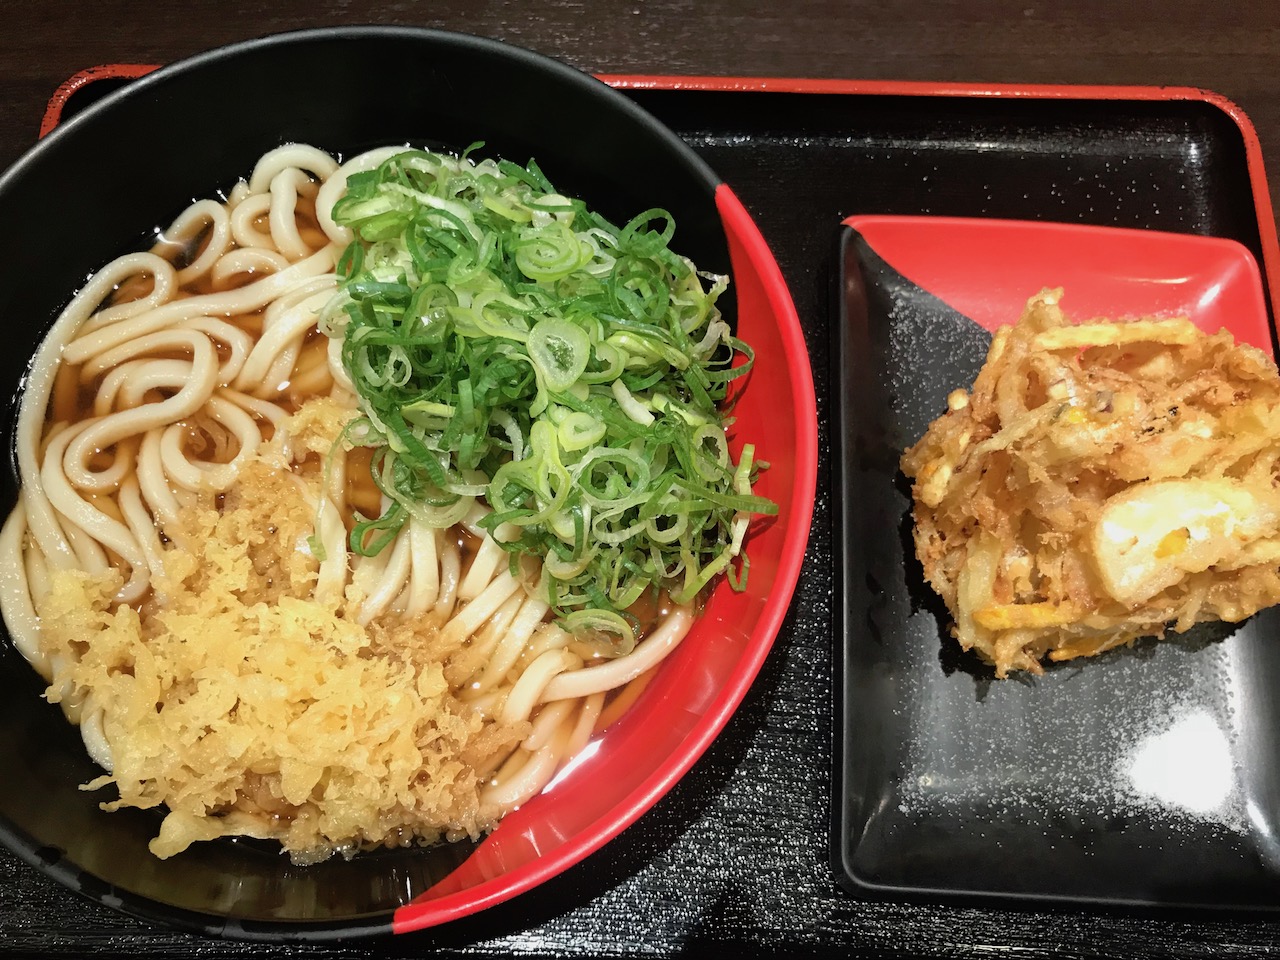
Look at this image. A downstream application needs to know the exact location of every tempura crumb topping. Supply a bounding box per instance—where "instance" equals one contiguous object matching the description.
[35,404,527,862]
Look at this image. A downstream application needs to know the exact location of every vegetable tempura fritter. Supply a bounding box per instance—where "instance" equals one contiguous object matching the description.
[902,288,1280,677]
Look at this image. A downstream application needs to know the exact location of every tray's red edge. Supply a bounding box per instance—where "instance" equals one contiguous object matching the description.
[38,64,160,137]
[37,63,1280,926]
[601,75,1280,328]
[43,67,1280,328]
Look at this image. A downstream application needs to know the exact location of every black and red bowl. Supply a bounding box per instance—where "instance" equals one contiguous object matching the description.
[0,26,816,940]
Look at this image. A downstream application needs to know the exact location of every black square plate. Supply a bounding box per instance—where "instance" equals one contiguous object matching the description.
[835,218,1280,910]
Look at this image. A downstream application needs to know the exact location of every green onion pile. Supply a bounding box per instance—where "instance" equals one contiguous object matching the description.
[322,146,777,641]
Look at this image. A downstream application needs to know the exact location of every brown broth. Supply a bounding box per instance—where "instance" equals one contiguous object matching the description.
[343,447,381,520]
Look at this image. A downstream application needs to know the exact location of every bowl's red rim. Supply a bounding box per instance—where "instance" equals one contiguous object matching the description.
[392,181,818,932]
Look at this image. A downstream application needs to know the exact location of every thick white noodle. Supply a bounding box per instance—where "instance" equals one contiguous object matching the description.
[314,146,406,246]
[501,649,580,726]
[247,143,339,194]
[444,591,524,688]
[219,388,292,461]
[75,254,178,335]
[438,570,523,647]
[16,252,173,573]
[23,539,52,607]
[182,317,256,384]
[355,524,414,625]
[162,199,232,287]
[234,286,334,393]
[61,245,337,365]
[564,693,606,758]
[0,506,44,672]
[210,247,288,285]
[60,436,136,494]
[79,702,113,771]
[79,326,218,384]
[520,699,575,752]
[404,521,440,616]
[62,517,111,574]
[118,476,167,583]
[268,168,320,261]
[155,395,261,492]
[93,358,194,416]
[66,330,220,490]
[228,192,273,250]
[433,537,462,620]
[327,334,357,394]
[481,744,561,810]
[467,600,555,696]
[40,422,150,602]
[313,495,349,607]
[457,534,505,601]
[137,429,182,525]
[540,606,695,702]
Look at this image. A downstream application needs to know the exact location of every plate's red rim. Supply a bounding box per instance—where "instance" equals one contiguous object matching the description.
[839,214,1276,358]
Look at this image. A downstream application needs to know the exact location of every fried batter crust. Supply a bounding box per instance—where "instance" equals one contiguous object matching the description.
[902,288,1280,676]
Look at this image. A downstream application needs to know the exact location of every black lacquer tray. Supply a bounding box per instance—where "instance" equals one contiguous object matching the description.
[9,73,1280,958]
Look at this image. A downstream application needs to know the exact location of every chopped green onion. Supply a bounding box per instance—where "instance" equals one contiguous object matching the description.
[328,146,777,628]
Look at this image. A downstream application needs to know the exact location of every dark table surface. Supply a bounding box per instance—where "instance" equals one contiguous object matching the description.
[5,2,1280,957]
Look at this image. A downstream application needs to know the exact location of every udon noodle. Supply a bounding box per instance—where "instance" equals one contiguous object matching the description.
[0,144,699,862]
